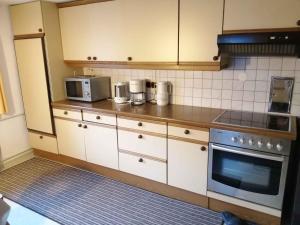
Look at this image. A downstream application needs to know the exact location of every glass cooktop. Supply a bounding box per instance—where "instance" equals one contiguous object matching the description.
[214,110,291,132]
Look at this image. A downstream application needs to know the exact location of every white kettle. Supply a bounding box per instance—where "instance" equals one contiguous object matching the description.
[156,81,172,106]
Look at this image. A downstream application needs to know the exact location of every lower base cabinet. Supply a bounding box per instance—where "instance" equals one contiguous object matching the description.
[55,118,119,169]
[168,139,208,195]
[119,152,167,183]
[55,118,86,160]
[85,124,118,170]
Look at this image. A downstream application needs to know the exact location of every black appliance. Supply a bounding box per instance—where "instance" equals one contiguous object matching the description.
[216,31,300,58]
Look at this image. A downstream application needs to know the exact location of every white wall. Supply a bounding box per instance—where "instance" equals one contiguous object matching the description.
[0,4,30,161]
[84,56,300,117]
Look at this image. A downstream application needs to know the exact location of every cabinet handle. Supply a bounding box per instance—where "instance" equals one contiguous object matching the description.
[138,134,143,139]
[127,57,132,61]
[83,125,88,129]
[138,122,142,127]
[78,124,82,127]
[38,28,43,32]
[96,116,101,120]
[138,158,143,163]
[39,136,43,139]
[201,146,207,151]
[87,56,92,60]
[64,111,68,115]
[184,129,190,135]
[297,20,300,26]
[93,56,97,60]
[213,55,219,61]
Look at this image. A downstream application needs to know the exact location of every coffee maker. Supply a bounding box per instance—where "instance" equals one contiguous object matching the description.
[129,79,146,105]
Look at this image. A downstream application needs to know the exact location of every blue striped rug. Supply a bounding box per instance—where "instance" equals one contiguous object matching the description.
[0,158,222,225]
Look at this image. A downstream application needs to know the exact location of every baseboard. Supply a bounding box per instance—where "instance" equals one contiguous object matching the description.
[1,149,34,171]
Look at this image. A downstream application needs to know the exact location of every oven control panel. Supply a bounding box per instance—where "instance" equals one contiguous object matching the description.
[210,128,291,156]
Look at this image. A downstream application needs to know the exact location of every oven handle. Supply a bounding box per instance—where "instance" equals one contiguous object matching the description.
[211,144,285,162]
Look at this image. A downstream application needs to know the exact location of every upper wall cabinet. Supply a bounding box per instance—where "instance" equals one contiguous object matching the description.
[59,0,178,62]
[10,1,44,36]
[179,0,224,63]
[224,0,300,31]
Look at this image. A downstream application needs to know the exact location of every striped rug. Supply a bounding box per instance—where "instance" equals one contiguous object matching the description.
[0,158,222,225]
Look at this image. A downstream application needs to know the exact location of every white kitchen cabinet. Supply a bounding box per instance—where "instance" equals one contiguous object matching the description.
[85,123,118,170]
[179,0,223,62]
[224,0,300,30]
[14,38,53,134]
[10,1,44,36]
[168,139,208,195]
[55,118,86,160]
[59,0,178,62]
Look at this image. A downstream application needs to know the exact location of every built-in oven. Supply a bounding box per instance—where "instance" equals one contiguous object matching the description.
[208,128,291,210]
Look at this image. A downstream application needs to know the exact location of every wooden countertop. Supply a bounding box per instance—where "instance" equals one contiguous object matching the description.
[52,100,297,140]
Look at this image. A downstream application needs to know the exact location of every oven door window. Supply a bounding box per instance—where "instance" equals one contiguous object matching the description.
[212,149,282,195]
[66,81,83,98]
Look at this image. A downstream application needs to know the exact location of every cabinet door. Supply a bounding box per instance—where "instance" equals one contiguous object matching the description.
[168,139,208,195]
[59,4,94,61]
[10,1,44,36]
[122,0,178,62]
[55,118,86,160]
[84,124,118,170]
[14,38,53,134]
[224,0,300,30]
[179,0,223,62]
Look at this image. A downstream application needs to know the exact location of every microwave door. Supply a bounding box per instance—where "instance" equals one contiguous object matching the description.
[66,81,83,99]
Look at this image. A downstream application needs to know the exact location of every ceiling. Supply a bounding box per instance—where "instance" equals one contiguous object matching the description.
[1,0,72,5]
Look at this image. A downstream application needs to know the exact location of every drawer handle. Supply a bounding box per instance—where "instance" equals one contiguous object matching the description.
[201,146,207,151]
[64,111,68,115]
[83,125,88,129]
[78,124,82,127]
[138,122,142,127]
[138,134,143,139]
[138,158,143,163]
[184,129,190,135]
[96,116,101,120]
[39,136,43,139]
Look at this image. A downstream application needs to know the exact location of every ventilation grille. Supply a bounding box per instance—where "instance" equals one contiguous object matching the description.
[219,44,299,56]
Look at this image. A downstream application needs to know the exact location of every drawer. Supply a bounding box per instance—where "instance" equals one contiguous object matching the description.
[118,117,166,134]
[168,124,209,142]
[29,131,58,154]
[53,108,82,120]
[83,111,116,126]
[118,129,166,160]
[119,152,166,183]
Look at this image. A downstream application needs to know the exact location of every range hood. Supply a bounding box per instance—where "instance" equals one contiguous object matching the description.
[216,31,300,57]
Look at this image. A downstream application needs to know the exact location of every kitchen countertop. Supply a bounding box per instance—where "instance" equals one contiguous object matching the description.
[52,100,297,140]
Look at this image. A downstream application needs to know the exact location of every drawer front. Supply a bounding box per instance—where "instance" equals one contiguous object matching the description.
[53,108,82,120]
[119,152,166,183]
[83,111,116,126]
[29,132,58,154]
[118,129,166,160]
[118,117,166,134]
[168,125,209,142]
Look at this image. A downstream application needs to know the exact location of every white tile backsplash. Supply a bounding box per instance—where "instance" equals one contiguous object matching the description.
[84,56,300,116]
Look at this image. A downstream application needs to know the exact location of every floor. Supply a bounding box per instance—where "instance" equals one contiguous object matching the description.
[4,198,59,225]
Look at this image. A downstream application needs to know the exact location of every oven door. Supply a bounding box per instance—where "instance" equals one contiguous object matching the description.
[208,143,289,209]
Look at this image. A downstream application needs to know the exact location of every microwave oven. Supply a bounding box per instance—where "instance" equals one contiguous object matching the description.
[64,76,111,102]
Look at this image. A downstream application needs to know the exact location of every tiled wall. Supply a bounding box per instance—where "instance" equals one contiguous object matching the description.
[84,56,300,116]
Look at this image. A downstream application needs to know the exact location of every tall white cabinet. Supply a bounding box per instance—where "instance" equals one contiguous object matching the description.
[11,1,76,135]
[14,39,53,134]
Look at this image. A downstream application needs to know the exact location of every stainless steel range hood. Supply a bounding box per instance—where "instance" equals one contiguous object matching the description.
[216,31,300,57]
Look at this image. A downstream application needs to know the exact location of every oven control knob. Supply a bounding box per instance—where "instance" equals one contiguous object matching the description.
[267,142,273,150]
[85,91,90,96]
[276,144,283,152]
[231,137,237,143]
[248,139,254,146]
[239,137,245,144]
[257,140,263,148]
